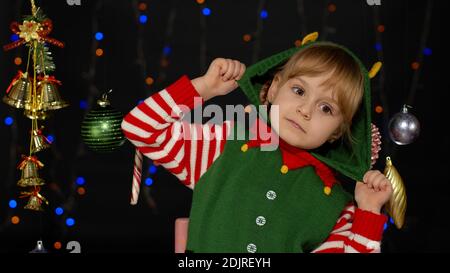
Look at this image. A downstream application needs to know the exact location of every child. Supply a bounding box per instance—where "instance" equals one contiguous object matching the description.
[121,36,393,253]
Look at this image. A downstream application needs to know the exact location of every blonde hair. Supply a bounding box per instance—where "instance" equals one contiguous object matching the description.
[260,43,365,144]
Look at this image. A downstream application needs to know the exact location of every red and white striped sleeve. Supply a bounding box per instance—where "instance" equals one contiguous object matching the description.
[121,75,232,189]
[312,203,388,253]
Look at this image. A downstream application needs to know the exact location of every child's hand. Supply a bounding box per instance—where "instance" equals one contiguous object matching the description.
[192,58,246,101]
[355,170,393,214]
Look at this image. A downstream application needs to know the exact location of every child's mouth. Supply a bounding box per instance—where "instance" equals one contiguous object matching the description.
[286,118,306,134]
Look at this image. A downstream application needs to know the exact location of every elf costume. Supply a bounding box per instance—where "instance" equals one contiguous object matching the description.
[121,36,388,253]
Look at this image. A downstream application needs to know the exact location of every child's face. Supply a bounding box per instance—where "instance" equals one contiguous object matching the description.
[267,73,344,150]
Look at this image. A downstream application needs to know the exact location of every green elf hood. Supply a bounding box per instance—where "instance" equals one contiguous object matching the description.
[237,40,376,183]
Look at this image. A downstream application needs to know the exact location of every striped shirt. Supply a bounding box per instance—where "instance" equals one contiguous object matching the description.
[121,75,387,253]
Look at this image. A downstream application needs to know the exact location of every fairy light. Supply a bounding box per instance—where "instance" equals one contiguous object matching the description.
[294,39,302,47]
[139,14,148,24]
[327,3,337,13]
[77,187,86,195]
[4,116,14,126]
[375,105,383,114]
[54,241,62,249]
[55,207,64,215]
[196,0,205,4]
[202,7,211,16]
[11,216,20,224]
[243,34,252,42]
[145,76,154,86]
[9,199,17,208]
[95,32,104,41]
[260,10,268,19]
[65,218,75,227]
[411,62,420,70]
[377,25,385,33]
[14,57,22,65]
[138,2,147,11]
[145,177,153,186]
[76,176,85,186]
[95,48,104,57]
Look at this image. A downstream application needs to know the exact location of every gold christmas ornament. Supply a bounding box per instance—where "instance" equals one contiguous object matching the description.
[21,188,48,212]
[37,75,68,110]
[17,156,45,187]
[3,71,32,109]
[30,129,50,153]
[384,157,407,229]
[24,109,51,120]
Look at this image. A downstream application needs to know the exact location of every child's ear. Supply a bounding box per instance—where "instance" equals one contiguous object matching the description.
[267,75,280,103]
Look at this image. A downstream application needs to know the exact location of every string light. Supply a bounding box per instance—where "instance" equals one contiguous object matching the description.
[14,57,22,65]
[145,76,154,86]
[260,10,268,19]
[10,34,19,42]
[46,134,54,143]
[202,7,211,16]
[149,165,157,174]
[294,39,302,47]
[77,187,86,195]
[95,48,104,57]
[54,241,62,249]
[138,2,147,11]
[139,15,148,24]
[243,34,252,42]
[65,218,75,227]
[423,47,432,56]
[8,200,17,209]
[327,4,337,13]
[375,105,383,113]
[4,116,14,126]
[95,32,104,41]
[196,0,205,4]
[162,45,171,56]
[145,177,153,186]
[377,25,385,33]
[55,207,64,215]
[374,43,382,52]
[76,176,85,186]
[79,100,88,109]
[411,62,420,70]
[11,216,20,225]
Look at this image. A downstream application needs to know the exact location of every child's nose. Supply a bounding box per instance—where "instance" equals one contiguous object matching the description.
[296,105,311,120]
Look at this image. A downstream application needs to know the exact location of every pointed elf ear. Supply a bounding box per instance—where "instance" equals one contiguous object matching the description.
[301,32,319,45]
[368,61,383,79]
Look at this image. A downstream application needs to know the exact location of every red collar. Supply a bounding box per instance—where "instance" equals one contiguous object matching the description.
[243,117,337,194]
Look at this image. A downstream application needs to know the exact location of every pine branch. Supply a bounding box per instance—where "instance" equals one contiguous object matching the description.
[34,42,56,74]
[23,7,47,22]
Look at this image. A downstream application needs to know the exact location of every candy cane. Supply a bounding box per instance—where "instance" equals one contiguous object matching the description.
[130,149,143,205]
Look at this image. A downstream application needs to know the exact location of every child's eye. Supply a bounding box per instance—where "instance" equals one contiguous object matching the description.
[320,104,333,115]
[292,87,305,96]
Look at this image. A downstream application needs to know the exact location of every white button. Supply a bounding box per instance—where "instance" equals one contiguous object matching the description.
[247,243,257,253]
[266,190,277,200]
[256,216,266,226]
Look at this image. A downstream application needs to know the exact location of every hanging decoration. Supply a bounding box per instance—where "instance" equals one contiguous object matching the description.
[2,0,67,211]
[80,90,125,153]
[388,105,421,145]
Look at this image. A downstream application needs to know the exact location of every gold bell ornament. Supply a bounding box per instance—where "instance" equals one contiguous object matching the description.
[16,155,45,187]
[3,71,32,109]
[30,128,51,153]
[37,75,68,111]
[24,109,51,120]
[384,157,407,229]
[20,187,48,212]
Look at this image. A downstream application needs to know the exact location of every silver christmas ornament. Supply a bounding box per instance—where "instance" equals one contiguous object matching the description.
[388,105,420,145]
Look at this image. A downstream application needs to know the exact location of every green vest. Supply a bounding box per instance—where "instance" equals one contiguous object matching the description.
[186,123,353,253]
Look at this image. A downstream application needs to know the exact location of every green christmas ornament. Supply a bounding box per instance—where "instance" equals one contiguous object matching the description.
[81,90,125,152]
